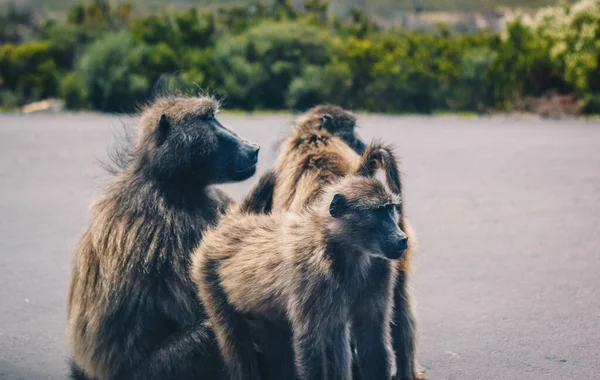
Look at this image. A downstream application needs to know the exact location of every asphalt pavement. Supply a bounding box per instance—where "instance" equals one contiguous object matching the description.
[1,113,599,380]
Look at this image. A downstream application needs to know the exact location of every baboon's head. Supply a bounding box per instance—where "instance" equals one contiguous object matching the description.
[135,96,259,187]
[298,105,365,154]
[326,176,408,260]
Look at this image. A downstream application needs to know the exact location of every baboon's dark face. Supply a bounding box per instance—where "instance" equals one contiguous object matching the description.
[369,204,409,260]
[320,114,365,154]
[330,195,408,260]
[149,114,259,186]
[335,126,365,154]
[208,117,260,183]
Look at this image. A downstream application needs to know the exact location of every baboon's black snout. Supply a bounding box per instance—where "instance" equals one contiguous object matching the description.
[384,230,409,260]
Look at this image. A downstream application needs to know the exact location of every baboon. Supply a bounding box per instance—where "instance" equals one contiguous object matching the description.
[242,105,423,380]
[193,176,409,380]
[270,105,364,212]
[67,95,260,380]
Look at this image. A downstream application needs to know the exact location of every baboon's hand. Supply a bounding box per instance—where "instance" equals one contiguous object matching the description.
[414,367,426,380]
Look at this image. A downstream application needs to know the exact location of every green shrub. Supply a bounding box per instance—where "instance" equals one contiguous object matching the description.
[0,90,19,110]
[216,2,274,36]
[213,20,336,110]
[66,0,132,29]
[130,13,178,46]
[75,31,149,112]
[337,32,451,113]
[182,48,219,89]
[0,42,58,103]
[174,8,215,48]
[137,42,180,85]
[287,62,352,110]
[532,0,600,94]
[452,47,496,111]
[3,0,600,114]
[487,20,560,108]
[581,93,600,114]
[60,73,87,110]
[337,8,378,38]
[40,22,81,70]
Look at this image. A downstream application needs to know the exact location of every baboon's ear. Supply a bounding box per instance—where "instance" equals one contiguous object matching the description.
[329,193,347,218]
[156,114,170,144]
[320,114,333,130]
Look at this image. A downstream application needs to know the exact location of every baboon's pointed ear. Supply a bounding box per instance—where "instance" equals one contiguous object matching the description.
[156,114,170,144]
[320,114,333,130]
[329,193,347,218]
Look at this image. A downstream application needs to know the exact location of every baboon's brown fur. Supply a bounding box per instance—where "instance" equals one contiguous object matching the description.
[270,105,362,211]
[244,104,422,379]
[67,95,260,380]
[270,105,416,270]
[193,176,406,380]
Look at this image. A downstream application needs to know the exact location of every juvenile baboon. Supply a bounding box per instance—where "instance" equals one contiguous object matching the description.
[242,105,423,380]
[67,95,260,380]
[193,176,409,380]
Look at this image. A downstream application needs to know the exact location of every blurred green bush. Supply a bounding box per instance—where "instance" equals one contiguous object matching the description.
[0,41,58,105]
[0,0,599,114]
[75,31,148,112]
[213,20,340,110]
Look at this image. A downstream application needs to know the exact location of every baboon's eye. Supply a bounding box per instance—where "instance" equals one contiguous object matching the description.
[388,204,396,213]
[391,202,402,214]
[378,204,396,220]
[375,206,391,218]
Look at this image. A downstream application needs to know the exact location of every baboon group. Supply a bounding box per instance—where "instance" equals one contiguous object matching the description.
[67,95,423,380]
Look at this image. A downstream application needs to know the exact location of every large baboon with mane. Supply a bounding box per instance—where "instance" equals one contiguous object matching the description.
[67,95,260,380]
[241,104,423,380]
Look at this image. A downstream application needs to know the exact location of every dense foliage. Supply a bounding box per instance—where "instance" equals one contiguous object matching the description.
[1,0,599,114]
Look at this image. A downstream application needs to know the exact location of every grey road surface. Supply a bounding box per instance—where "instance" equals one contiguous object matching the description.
[1,113,599,380]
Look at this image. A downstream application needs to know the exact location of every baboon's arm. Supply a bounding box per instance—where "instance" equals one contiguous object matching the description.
[198,260,261,380]
[249,318,297,380]
[238,170,276,214]
[213,187,236,211]
[353,310,394,380]
[292,326,328,380]
[324,324,352,380]
[358,142,403,200]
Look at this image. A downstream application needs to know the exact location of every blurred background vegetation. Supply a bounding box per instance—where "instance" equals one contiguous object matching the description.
[0,0,578,14]
[0,0,599,114]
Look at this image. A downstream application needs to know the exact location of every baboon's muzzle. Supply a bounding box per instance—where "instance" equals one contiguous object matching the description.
[384,229,409,260]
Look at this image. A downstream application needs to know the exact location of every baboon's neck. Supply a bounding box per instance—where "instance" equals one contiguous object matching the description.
[285,208,331,250]
[126,166,214,210]
[307,209,369,264]
[109,170,219,235]
[325,239,372,285]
